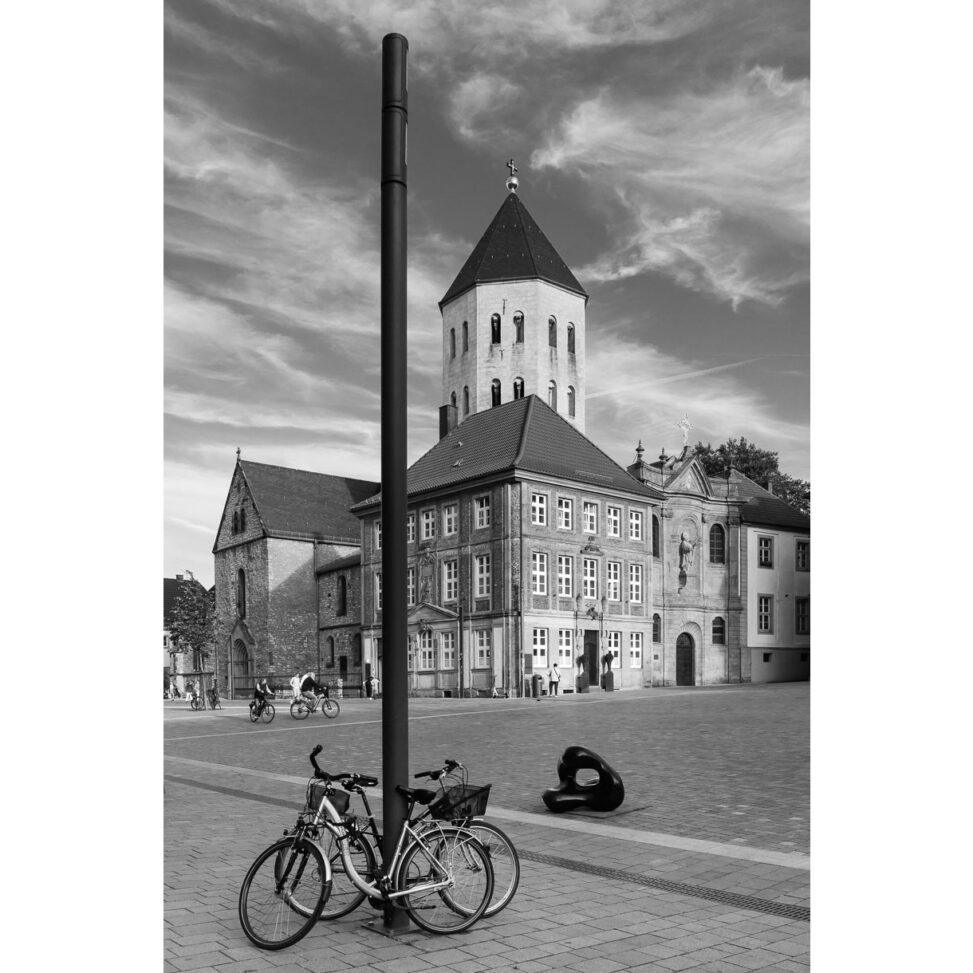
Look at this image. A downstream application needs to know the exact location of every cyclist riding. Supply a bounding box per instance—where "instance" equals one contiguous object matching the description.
[252,677,272,718]
[299,671,327,709]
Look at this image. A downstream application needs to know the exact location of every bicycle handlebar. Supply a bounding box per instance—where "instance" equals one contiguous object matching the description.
[308,748,377,788]
[414,757,464,781]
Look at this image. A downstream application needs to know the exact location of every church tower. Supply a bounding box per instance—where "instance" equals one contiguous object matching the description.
[439,163,589,433]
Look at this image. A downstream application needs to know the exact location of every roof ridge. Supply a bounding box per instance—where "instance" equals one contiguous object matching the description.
[512,195,540,280]
[239,458,377,487]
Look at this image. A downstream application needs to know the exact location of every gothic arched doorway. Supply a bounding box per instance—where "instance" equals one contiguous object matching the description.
[676,633,695,686]
[231,639,253,698]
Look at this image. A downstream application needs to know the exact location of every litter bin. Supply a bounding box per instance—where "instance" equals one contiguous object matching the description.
[532,673,544,698]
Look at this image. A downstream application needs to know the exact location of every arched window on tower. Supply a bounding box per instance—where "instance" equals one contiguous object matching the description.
[462,321,468,352]
[449,328,456,359]
[513,311,524,343]
[237,569,247,619]
[548,316,557,348]
[548,380,557,410]
[513,377,524,400]
[652,515,661,557]
[491,379,501,407]
[652,613,661,643]
[709,524,726,564]
[336,575,347,616]
[712,617,726,644]
[567,386,576,417]
[450,391,457,409]
[463,386,470,415]
[567,323,575,354]
[491,313,501,344]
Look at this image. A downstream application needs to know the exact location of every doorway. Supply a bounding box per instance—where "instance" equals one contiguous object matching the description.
[583,630,600,686]
[676,633,695,686]
[231,639,252,697]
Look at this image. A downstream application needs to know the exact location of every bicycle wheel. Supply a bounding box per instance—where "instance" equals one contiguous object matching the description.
[191,697,201,711]
[248,703,258,723]
[239,837,330,950]
[322,698,340,719]
[290,700,309,720]
[396,827,493,933]
[316,829,377,919]
[261,703,275,724]
[465,821,520,917]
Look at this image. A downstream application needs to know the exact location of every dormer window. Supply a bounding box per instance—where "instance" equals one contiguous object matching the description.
[513,311,524,343]
[548,316,557,347]
[491,313,501,344]
[567,323,575,354]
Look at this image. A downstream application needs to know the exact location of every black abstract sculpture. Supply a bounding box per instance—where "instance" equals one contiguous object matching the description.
[542,745,624,813]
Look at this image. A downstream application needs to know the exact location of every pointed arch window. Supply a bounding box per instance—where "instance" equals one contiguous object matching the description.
[567,386,576,417]
[240,508,247,531]
[709,523,726,564]
[232,511,239,533]
[463,386,470,415]
[513,311,524,343]
[652,515,661,557]
[336,575,347,616]
[462,321,469,352]
[513,377,524,400]
[491,313,501,344]
[449,328,456,359]
[450,391,457,409]
[712,616,726,644]
[652,613,661,643]
[548,316,557,347]
[567,323,575,354]
[491,379,501,407]
[237,569,247,619]
[548,380,557,410]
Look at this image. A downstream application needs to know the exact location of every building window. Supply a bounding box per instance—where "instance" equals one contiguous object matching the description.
[652,613,661,643]
[237,569,246,618]
[709,524,725,564]
[557,496,573,530]
[491,379,501,407]
[567,323,575,354]
[558,629,573,666]
[407,567,416,606]
[475,496,491,528]
[583,501,597,534]
[513,311,524,343]
[443,559,458,602]
[375,520,382,550]
[463,386,470,415]
[758,595,773,633]
[629,510,643,541]
[462,321,468,352]
[531,492,547,526]
[240,508,247,531]
[475,553,491,598]
[712,616,726,644]
[606,561,620,601]
[796,597,810,635]
[548,316,557,347]
[376,572,383,611]
[407,513,416,544]
[336,575,347,616]
[532,552,548,595]
[758,536,774,568]
[491,313,501,344]
[513,377,524,400]
[583,558,598,599]
[532,628,548,668]
[630,632,642,667]
[422,509,436,540]
[557,555,573,597]
[232,511,239,533]
[476,629,492,668]
[568,386,576,417]
[548,380,557,410]
[449,328,456,359]
[796,540,810,572]
[353,634,362,668]
[327,636,335,667]
[450,391,457,409]
[652,514,660,557]
[763,652,772,663]
[442,631,456,669]
[606,631,620,668]
[443,503,458,536]
[607,506,620,538]
[629,563,643,603]
[418,631,435,670]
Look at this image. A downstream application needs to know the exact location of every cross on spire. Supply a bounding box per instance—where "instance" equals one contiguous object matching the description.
[505,158,519,193]
[506,158,518,178]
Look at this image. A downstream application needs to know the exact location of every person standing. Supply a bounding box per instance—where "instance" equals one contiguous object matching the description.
[289,670,302,700]
[548,663,561,697]
[365,675,374,701]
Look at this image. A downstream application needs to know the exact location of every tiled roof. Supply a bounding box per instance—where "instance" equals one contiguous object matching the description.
[239,461,379,541]
[353,396,664,509]
[440,193,588,307]
[720,470,810,531]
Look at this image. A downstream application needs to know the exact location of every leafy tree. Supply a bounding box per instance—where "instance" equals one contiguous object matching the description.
[168,580,215,671]
[694,436,810,517]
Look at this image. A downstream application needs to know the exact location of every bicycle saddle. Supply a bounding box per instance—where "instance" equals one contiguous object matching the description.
[395,785,437,805]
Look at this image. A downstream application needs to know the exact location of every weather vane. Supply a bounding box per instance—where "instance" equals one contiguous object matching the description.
[677,416,693,446]
[506,158,519,192]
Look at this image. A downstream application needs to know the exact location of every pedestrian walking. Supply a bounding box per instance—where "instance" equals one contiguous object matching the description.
[372,674,380,698]
[289,670,301,700]
[365,675,374,701]
[548,663,561,697]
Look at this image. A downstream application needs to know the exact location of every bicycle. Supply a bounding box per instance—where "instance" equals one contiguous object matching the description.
[289,692,339,720]
[249,696,276,723]
[189,693,202,711]
[238,745,494,949]
[207,688,222,710]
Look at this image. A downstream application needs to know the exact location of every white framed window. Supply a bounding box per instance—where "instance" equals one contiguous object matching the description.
[630,632,643,667]
[557,555,573,597]
[557,497,573,530]
[606,561,621,601]
[629,510,643,541]
[443,559,458,602]
[558,629,574,666]
[532,552,548,595]
[796,540,809,571]
[475,496,491,529]
[758,536,774,568]
[531,493,547,526]
[418,631,435,670]
[796,597,810,635]
[475,554,491,598]
[583,558,598,599]
[422,509,436,541]
[606,631,621,668]
[441,631,456,669]
[407,566,416,606]
[532,628,548,668]
[375,520,382,549]
[375,572,382,611]
[583,502,597,533]
[443,503,458,536]
[407,513,416,544]
[607,506,620,537]
[629,563,643,603]
[758,594,774,633]
[476,629,492,668]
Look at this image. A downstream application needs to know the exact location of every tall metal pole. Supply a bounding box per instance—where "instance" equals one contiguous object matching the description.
[380,32,410,933]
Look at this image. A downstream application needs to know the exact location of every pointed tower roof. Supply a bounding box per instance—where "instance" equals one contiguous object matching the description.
[439,192,588,308]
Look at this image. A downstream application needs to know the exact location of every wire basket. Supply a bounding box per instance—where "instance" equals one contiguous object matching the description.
[306,779,350,817]
[429,783,491,821]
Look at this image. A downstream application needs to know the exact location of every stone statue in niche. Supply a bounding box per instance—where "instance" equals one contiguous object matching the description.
[678,532,697,572]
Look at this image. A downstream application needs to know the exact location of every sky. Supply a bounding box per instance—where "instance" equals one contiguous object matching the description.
[165,0,810,588]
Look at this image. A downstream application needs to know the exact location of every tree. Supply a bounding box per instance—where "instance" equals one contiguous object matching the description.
[168,580,215,671]
[694,436,810,517]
